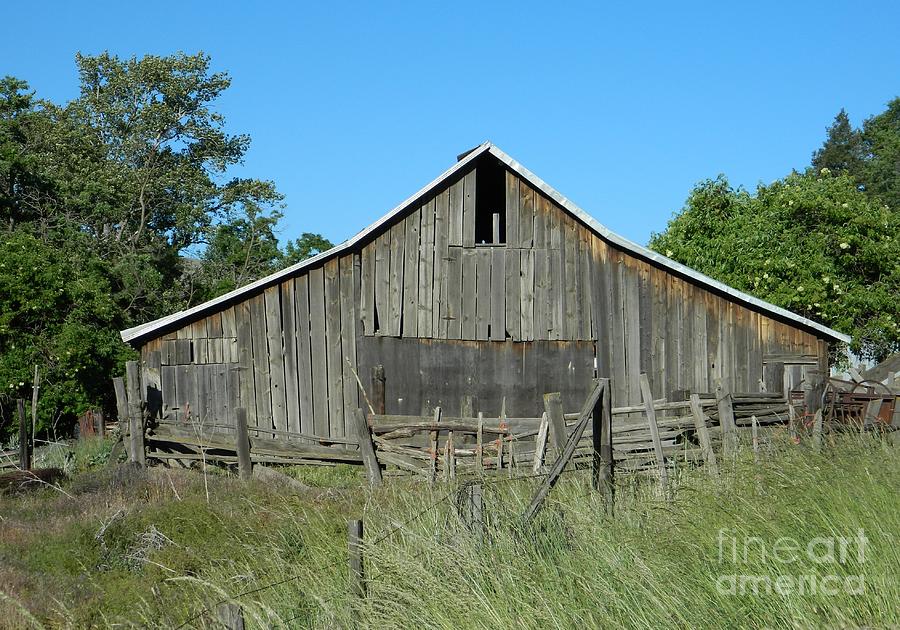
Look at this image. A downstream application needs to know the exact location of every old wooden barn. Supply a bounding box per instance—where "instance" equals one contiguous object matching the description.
[120,142,850,445]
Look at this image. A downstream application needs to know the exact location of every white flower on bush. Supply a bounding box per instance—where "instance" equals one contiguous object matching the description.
[840,242,850,249]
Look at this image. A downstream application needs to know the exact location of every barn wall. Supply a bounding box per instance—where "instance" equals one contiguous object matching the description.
[139,159,830,439]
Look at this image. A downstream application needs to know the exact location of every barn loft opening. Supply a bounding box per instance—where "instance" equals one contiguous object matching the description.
[474,155,506,245]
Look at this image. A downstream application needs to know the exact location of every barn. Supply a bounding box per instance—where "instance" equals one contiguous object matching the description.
[120,142,850,445]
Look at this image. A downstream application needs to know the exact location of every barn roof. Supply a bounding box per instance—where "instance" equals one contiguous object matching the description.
[121,142,852,345]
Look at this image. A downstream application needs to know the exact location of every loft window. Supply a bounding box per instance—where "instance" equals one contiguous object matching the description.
[474,155,506,245]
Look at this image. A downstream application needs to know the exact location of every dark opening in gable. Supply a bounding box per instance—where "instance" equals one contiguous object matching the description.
[474,154,506,245]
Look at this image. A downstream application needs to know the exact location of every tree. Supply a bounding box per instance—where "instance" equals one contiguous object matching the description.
[283,232,333,264]
[812,98,900,213]
[650,170,900,362]
[858,97,900,213]
[811,109,864,175]
[0,52,329,439]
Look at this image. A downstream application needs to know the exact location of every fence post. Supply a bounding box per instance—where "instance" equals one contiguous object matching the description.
[235,408,252,480]
[18,399,30,470]
[353,408,383,487]
[371,365,386,415]
[689,394,719,477]
[125,361,146,466]
[543,392,568,461]
[532,412,550,474]
[31,366,39,458]
[216,602,245,630]
[639,374,669,499]
[592,379,614,513]
[348,519,366,599]
[429,407,441,483]
[751,415,759,460]
[812,409,823,451]
[476,412,484,474]
[716,385,738,456]
[459,482,484,543]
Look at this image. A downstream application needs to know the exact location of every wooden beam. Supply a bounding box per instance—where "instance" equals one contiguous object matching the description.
[543,392,567,459]
[17,399,29,470]
[639,374,668,496]
[524,380,605,523]
[353,408,383,487]
[532,412,550,474]
[125,361,146,467]
[717,385,738,456]
[592,378,614,511]
[348,519,366,598]
[689,393,719,477]
[371,365,386,416]
[235,408,252,481]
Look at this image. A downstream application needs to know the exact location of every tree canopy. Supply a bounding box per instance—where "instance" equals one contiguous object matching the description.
[652,98,900,362]
[0,52,331,438]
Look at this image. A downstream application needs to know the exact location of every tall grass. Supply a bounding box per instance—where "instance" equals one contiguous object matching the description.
[3,435,896,628]
[149,434,899,629]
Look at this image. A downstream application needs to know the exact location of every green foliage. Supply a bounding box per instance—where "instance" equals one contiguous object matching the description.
[0,53,331,439]
[650,170,899,361]
[813,98,900,213]
[283,232,334,265]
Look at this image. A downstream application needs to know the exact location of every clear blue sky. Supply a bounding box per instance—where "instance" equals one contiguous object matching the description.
[4,1,898,247]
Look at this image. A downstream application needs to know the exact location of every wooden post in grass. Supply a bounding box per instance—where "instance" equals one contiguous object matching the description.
[235,408,252,480]
[689,394,718,477]
[370,365,386,415]
[592,379,614,512]
[31,366,39,458]
[640,374,669,498]
[533,412,550,474]
[348,519,365,599]
[460,482,484,542]
[812,409,824,451]
[353,408,383,487]
[216,603,245,630]
[429,407,441,483]
[125,361,146,466]
[476,412,484,474]
[751,415,759,460]
[716,385,738,456]
[17,399,30,470]
[524,380,605,523]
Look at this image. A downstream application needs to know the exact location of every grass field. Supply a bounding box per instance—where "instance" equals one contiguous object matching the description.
[0,433,897,628]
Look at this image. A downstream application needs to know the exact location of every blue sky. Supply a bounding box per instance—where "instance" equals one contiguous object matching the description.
[3,1,898,247]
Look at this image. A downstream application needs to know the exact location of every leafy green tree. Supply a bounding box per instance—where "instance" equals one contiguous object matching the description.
[0,52,330,439]
[283,232,333,264]
[650,170,900,362]
[857,97,900,213]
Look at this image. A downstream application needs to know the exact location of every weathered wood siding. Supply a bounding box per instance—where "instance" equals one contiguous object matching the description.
[140,158,829,439]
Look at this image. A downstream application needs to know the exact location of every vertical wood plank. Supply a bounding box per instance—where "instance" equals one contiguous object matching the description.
[360,242,376,336]
[249,293,272,430]
[533,248,549,340]
[264,285,287,432]
[374,232,391,335]
[433,188,449,336]
[295,275,314,436]
[281,280,300,433]
[308,267,329,437]
[689,393,718,476]
[491,247,506,341]
[324,258,345,438]
[461,248,477,339]
[388,221,405,337]
[417,201,434,337]
[519,179,534,249]
[462,169,476,247]
[448,176,464,247]
[519,249,534,341]
[445,247,462,339]
[340,254,360,435]
[475,248,492,341]
[402,210,420,337]
[505,170,519,247]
